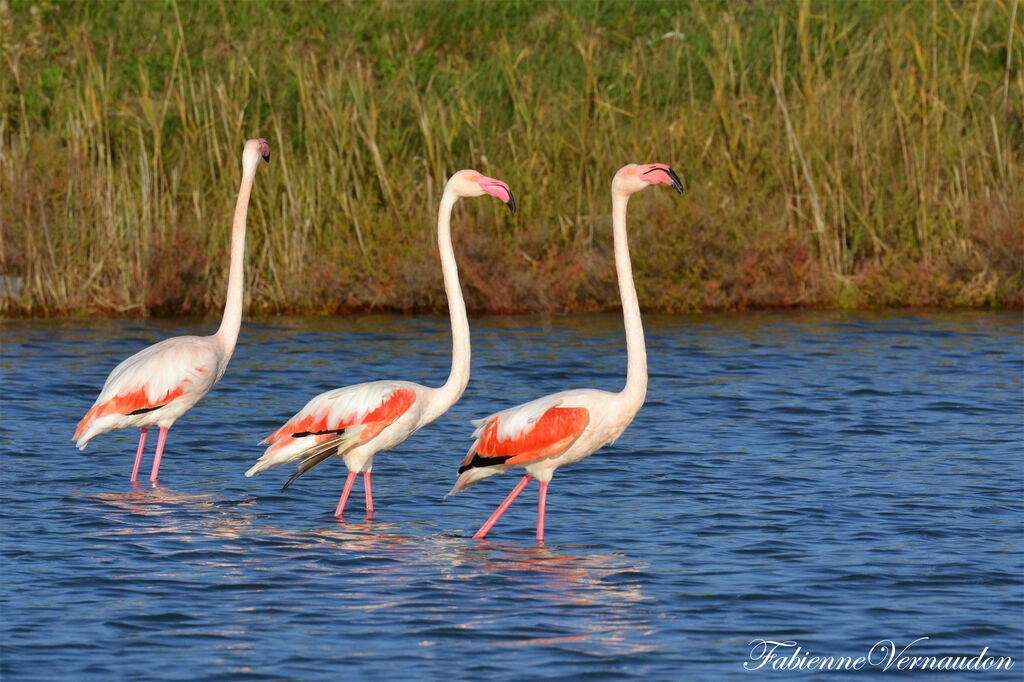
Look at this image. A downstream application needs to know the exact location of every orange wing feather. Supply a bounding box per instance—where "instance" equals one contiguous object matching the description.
[73,385,186,440]
[460,407,589,473]
[265,388,417,445]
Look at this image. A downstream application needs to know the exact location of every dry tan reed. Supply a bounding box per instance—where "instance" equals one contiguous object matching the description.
[1,0,1020,316]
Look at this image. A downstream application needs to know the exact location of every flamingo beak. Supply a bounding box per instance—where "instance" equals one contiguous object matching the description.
[480,177,517,213]
[641,165,684,194]
[504,190,517,214]
[664,167,684,194]
[259,138,271,163]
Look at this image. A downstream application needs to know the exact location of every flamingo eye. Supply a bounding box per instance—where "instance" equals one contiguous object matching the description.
[626,168,635,175]
[467,174,479,182]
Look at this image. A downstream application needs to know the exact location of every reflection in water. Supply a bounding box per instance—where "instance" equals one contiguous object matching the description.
[469,547,656,653]
[88,486,656,654]
[426,542,655,653]
[93,487,260,541]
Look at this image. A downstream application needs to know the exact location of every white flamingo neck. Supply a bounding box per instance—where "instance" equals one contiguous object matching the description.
[214,163,257,359]
[422,190,471,423]
[612,190,648,409]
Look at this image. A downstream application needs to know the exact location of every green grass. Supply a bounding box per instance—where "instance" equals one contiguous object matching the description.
[1,0,1021,316]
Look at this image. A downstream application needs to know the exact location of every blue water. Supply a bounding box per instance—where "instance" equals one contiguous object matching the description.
[1,311,1021,680]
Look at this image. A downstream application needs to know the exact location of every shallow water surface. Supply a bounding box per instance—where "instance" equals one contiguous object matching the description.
[1,311,1022,679]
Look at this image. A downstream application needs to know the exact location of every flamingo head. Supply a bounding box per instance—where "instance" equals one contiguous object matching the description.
[448,169,517,213]
[612,163,684,196]
[242,138,271,173]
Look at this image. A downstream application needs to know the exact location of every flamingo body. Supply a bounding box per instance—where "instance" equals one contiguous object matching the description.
[248,170,517,516]
[450,162,684,542]
[246,381,427,477]
[451,385,650,494]
[73,336,223,446]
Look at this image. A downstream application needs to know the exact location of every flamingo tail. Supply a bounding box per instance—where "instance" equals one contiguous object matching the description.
[446,462,507,497]
[246,426,364,481]
[280,440,344,492]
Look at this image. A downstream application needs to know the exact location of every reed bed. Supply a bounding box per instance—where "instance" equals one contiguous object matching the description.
[1,0,1021,316]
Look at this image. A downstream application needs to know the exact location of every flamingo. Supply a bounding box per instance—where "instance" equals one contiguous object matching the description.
[245,170,516,517]
[73,138,271,484]
[448,163,683,543]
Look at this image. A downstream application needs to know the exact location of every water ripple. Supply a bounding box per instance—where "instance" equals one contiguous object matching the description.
[1,311,1021,680]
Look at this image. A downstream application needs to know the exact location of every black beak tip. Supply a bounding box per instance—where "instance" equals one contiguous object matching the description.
[263,152,271,163]
[667,167,684,194]
[506,193,518,214]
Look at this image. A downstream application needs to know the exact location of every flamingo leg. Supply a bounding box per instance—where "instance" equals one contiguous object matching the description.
[537,480,548,544]
[149,426,169,483]
[334,470,358,517]
[131,428,148,483]
[363,471,374,518]
[472,474,534,540]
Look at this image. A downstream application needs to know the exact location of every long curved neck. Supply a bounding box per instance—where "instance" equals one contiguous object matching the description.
[612,190,647,409]
[214,164,256,360]
[423,190,471,422]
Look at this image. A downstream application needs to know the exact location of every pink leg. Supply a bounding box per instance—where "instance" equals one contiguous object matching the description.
[537,480,548,544]
[131,428,148,483]
[473,474,533,540]
[363,471,374,518]
[149,426,169,483]
[334,470,358,517]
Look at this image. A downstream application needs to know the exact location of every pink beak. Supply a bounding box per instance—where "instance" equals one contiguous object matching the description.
[637,164,684,193]
[478,176,517,212]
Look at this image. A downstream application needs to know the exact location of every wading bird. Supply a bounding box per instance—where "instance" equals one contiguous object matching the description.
[246,170,516,517]
[448,163,683,543]
[73,138,270,483]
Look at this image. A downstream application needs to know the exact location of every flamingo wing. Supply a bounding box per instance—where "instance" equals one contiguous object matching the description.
[74,336,219,444]
[247,382,418,478]
[458,404,590,474]
[263,384,417,445]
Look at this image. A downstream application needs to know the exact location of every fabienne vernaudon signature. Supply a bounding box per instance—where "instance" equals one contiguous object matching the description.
[745,637,1015,672]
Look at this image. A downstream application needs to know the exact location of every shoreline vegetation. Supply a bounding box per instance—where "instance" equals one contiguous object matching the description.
[1,0,1021,318]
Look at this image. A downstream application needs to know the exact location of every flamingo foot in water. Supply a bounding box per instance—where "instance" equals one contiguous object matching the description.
[149,427,168,484]
[537,480,548,545]
[472,474,533,540]
[363,471,374,518]
[335,470,358,517]
[131,428,148,483]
